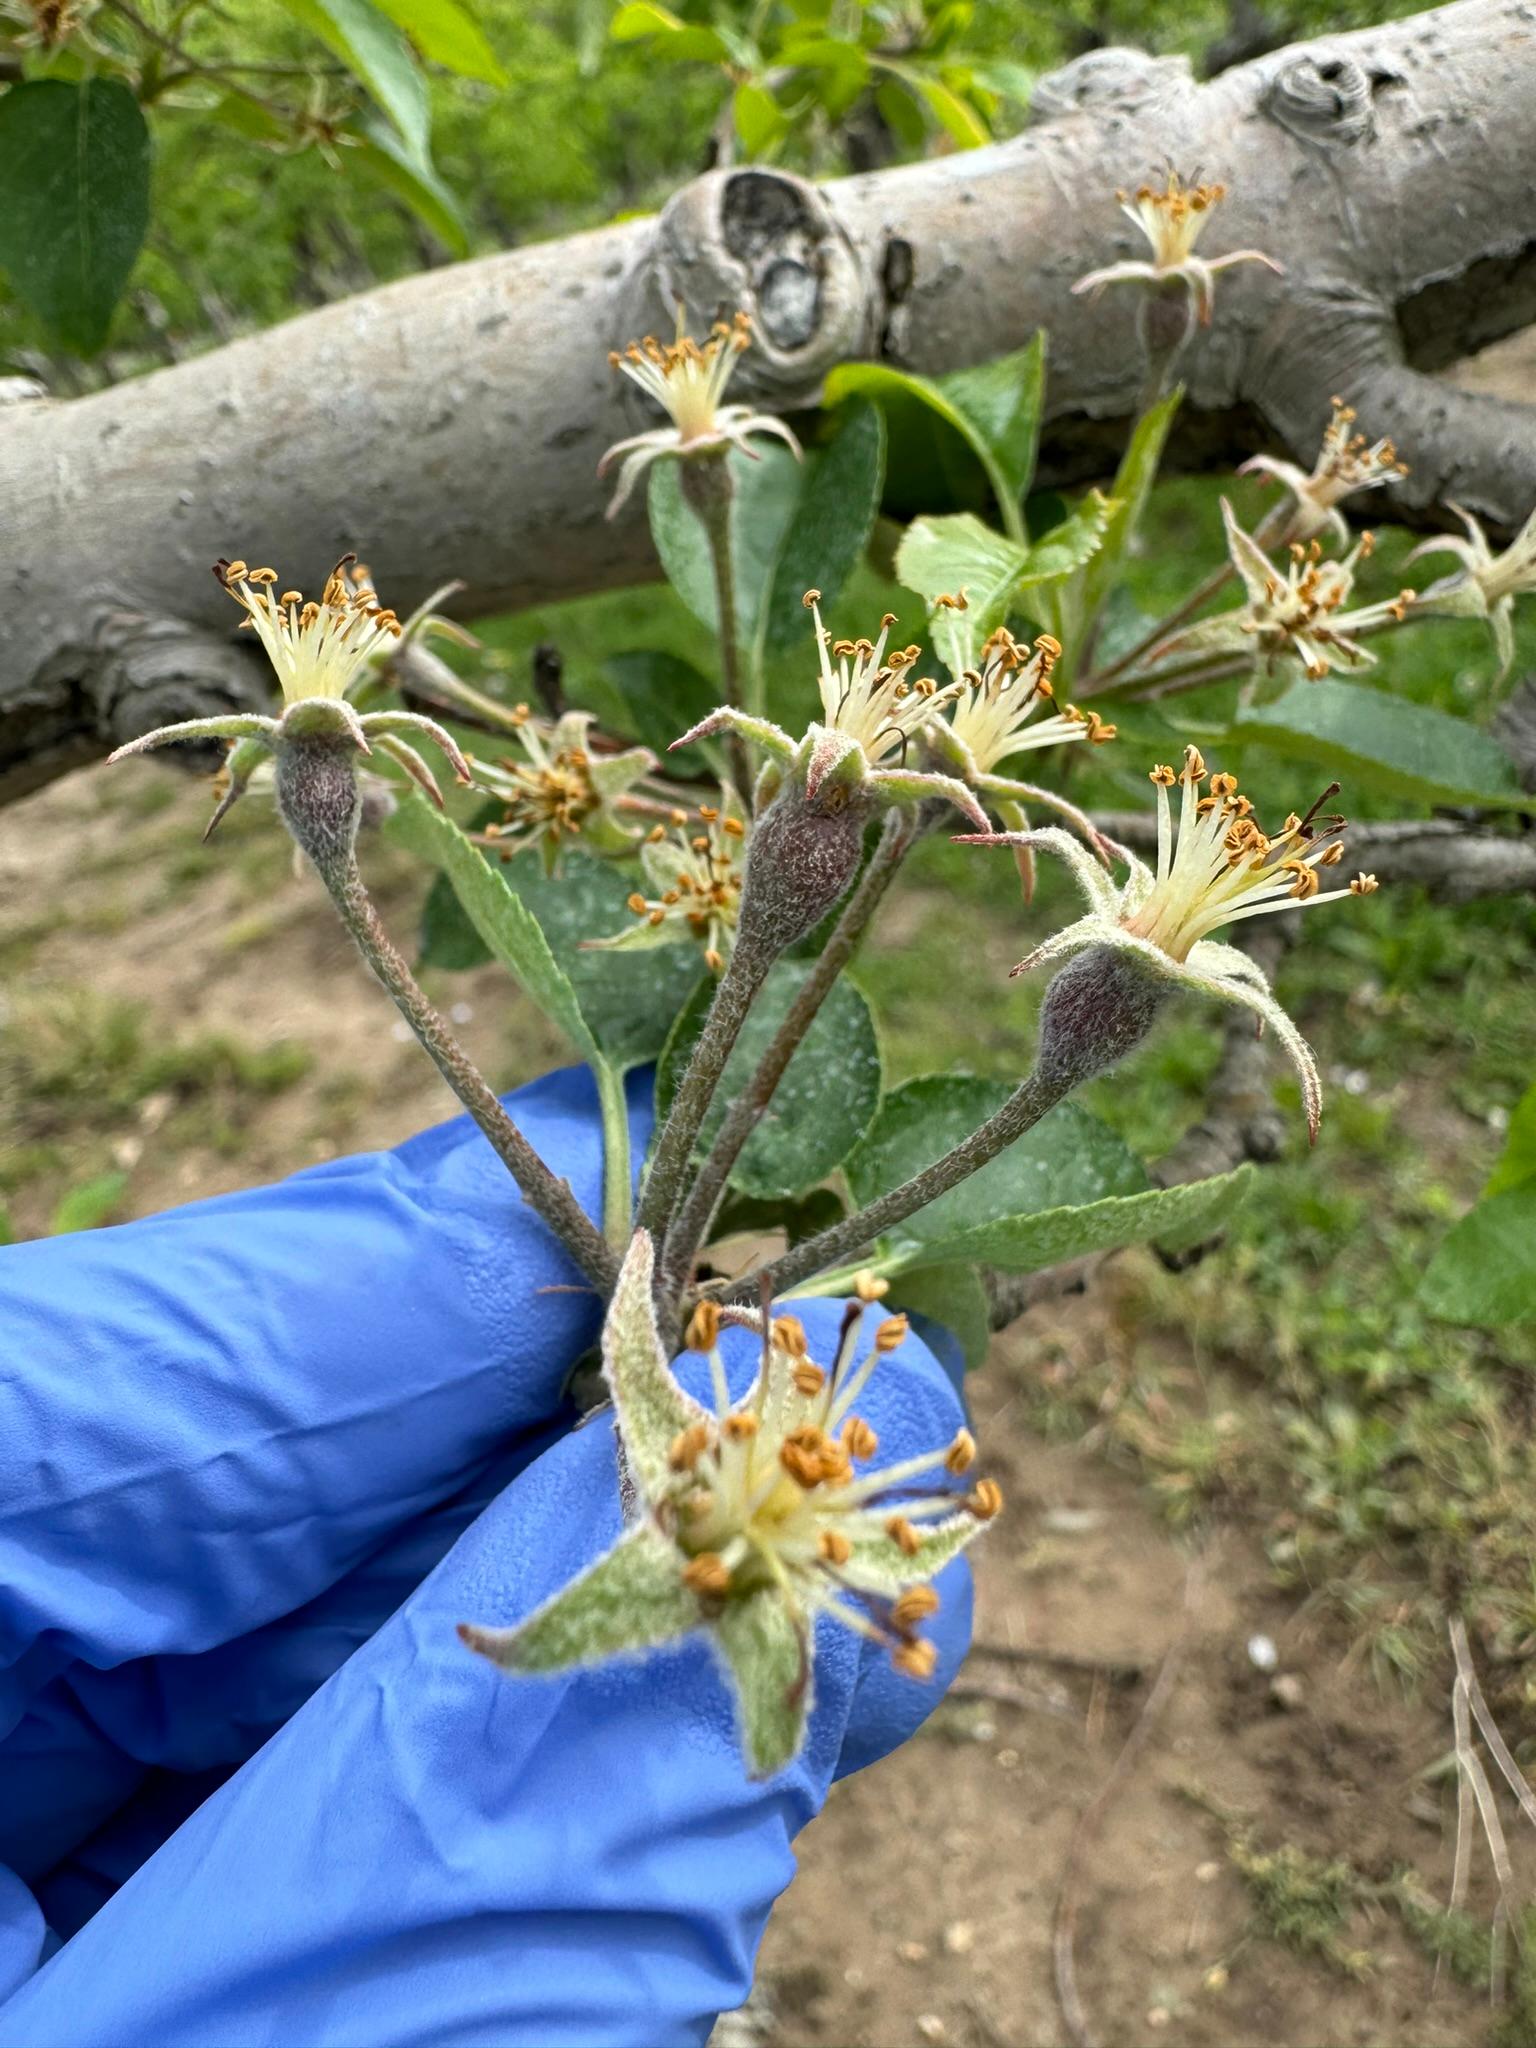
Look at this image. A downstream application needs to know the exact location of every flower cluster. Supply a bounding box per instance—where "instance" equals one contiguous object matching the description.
[474,707,655,874]
[599,309,800,516]
[1159,501,1414,678]
[459,1234,997,1778]
[960,745,1379,1140]
[1073,169,1280,325]
[1240,397,1408,546]
[106,556,470,832]
[590,799,748,972]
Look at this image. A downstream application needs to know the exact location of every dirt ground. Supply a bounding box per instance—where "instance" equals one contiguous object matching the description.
[4,751,1532,2045]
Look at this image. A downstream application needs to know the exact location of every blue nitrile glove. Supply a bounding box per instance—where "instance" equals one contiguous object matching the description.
[0,1067,974,2044]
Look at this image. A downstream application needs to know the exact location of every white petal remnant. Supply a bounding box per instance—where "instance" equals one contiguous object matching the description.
[958,745,1384,1141]
[1410,501,1536,680]
[473,707,655,874]
[106,555,470,831]
[1072,170,1281,325]
[598,309,801,516]
[459,1233,996,1779]
[1239,398,1408,547]
[1157,500,1414,678]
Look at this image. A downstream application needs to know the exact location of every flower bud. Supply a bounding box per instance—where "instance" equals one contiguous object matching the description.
[1032,944,1166,1095]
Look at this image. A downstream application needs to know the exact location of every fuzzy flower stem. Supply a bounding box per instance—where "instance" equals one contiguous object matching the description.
[721,1066,1076,1306]
[662,807,922,1293]
[321,852,618,1291]
[681,458,754,792]
[637,936,775,1254]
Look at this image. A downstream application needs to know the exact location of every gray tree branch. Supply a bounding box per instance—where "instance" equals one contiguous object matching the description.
[3,0,1535,801]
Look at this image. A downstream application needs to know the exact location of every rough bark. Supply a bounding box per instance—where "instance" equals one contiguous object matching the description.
[3,0,1535,800]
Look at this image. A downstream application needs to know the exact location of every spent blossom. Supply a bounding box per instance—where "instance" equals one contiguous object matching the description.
[106,557,469,830]
[924,599,1118,875]
[473,707,655,875]
[1073,170,1281,326]
[588,799,747,973]
[958,745,1381,1140]
[1157,500,1414,678]
[1409,500,1536,680]
[599,310,800,517]
[459,1234,996,1779]
[675,594,988,829]
[1239,398,1408,547]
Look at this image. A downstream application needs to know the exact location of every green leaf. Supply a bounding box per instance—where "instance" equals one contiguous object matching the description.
[658,963,882,1200]
[647,402,884,665]
[759,399,885,655]
[936,334,1045,514]
[847,1076,1148,1258]
[733,81,788,155]
[50,1171,129,1236]
[369,0,505,83]
[1051,390,1181,666]
[1420,1183,1536,1328]
[1019,492,1116,591]
[715,1591,808,1778]
[462,1525,698,1672]
[873,57,988,148]
[1231,679,1527,810]
[895,513,1029,632]
[578,649,719,769]
[276,0,430,163]
[825,339,1044,532]
[1486,1083,1536,1199]
[385,794,599,1062]
[611,0,732,60]
[0,81,150,355]
[886,1263,991,1374]
[941,1167,1253,1276]
[351,118,469,255]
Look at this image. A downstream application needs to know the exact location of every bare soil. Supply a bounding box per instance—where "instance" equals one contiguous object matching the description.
[3,763,1530,2048]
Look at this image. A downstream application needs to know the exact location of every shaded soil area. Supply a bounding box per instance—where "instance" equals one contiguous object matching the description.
[3,764,1531,2047]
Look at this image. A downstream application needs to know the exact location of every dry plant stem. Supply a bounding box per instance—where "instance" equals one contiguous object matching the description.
[663,808,919,1288]
[1053,1552,1206,2048]
[637,940,774,1252]
[720,1064,1076,1305]
[322,855,618,1291]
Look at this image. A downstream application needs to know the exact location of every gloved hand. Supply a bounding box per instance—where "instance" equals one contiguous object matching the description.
[0,1065,973,2045]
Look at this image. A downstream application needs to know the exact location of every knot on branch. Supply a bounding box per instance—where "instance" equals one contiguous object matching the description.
[90,610,271,765]
[1029,47,1192,122]
[1263,51,1380,145]
[635,166,867,395]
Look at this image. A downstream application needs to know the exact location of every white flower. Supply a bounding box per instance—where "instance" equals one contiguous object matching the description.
[598,310,801,517]
[675,593,990,829]
[587,799,747,973]
[1158,500,1414,678]
[958,745,1382,1140]
[459,1235,997,1779]
[923,601,1119,876]
[106,556,470,826]
[1239,398,1408,547]
[473,707,656,874]
[1072,171,1281,325]
[1409,500,1536,679]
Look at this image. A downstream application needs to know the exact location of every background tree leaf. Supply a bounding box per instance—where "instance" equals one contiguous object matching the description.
[0,80,150,355]
[576,648,720,770]
[895,513,1030,631]
[277,0,431,164]
[351,118,469,254]
[657,962,882,1199]
[1230,677,1528,809]
[886,1262,992,1373]
[369,0,506,83]
[1485,1081,1536,1199]
[1420,1182,1536,1327]
[759,400,885,655]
